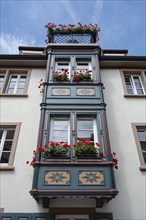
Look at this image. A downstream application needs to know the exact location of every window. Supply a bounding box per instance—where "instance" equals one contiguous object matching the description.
[76,58,92,78]
[125,75,144,94]
[54,58,71,79]
[0,123,21,169]
[0,69,30,95]
[132,123,146,170]
[50,118,70,144]
[77,118,97,143]
[121,70,146,96]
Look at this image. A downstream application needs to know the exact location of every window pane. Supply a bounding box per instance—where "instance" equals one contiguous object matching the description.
[3,141,13,151]
[17,89,24,94]
[78,130,94,141]
[143,152,146,163]
[6,130,15,139]
[127,89,134,94]
[0,130,4,139]
[8,82,16,89]
[137,89,144,94]
[18,82,25,88]
[0,152,10,163]
[140,141,146,151]
[78,120,93,129]
[7,88,14,94]
[0,75,4,90]
[52,131,68,142]
[54,120,68,130]
[10,75,17,81]
[138,131,146,141]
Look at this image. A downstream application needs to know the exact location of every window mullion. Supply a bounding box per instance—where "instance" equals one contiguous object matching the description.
[15,75,21,94]
[131,76,137,94]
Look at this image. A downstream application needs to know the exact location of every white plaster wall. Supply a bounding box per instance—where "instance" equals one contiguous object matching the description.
[100,69,146,220]
[0,69,49,212]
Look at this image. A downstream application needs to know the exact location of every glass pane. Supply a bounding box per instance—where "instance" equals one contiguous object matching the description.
[78,130,94,141]
[143,152,146,163]
[11,75,17,80]
[0,130,4,139]
[17,89,24,94]
[78,120,93,130]
[3,141,13,151]
[138,131,146,141]
[140,141,146,151]
[6,130,15,139]
[0,152,10,163]
[127,89,134,94]
[52,131,68,142]
[53,120,68,130]
[9,82,16,88]
[7,88,14,94]
[18,82,25,88]
[20,75,27,80]
[137,89,144,94]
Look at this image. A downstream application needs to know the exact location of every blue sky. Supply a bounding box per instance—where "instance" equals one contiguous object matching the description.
[0,0,145,56]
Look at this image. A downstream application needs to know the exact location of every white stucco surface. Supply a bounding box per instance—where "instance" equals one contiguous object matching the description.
[0,69,49,212]
[100,69,146,220]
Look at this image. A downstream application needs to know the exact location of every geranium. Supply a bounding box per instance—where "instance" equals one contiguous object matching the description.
[38,79,44,94]
[44,22,100,44]
[52,68,69,81]
[73,138,103,157]
[72,69,92,82]
[111,152,118,169]
[26,150,36,166]
[43,141,70,156]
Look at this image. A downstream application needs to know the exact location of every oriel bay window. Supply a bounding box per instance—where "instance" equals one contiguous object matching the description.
[43,113,101,159]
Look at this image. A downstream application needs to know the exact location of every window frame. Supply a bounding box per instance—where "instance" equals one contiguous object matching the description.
[75,57,93,80]
[120,70,146,97]
[132,123,146,171]
[53,57,71,81]
[0,122,21,170]
[77,117,98,144]
[0,69,31,96]
[49,117,70,144]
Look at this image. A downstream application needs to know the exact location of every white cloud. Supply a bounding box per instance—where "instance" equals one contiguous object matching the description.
[92,0,104,23]
[0,33,36,54]
[62,0,80,23]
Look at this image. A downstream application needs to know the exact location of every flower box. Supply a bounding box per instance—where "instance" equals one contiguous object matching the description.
[52,69,69,81]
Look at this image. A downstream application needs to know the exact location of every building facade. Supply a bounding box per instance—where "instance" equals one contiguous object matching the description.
[0,28,146,220]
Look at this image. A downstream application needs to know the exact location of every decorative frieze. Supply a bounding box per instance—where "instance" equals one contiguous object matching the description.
[44,170,70,185]
[52,88,70,96]
[78,170,104,185]
[76,88,95,96]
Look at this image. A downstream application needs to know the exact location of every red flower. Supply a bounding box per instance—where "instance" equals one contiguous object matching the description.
[96,142,100,147]
[99,152,104,157]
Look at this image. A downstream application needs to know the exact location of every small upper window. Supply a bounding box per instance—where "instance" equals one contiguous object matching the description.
[125,75,144,94]
[6,74,27,94]
[121,70,146,96]
[0,69,30,95]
